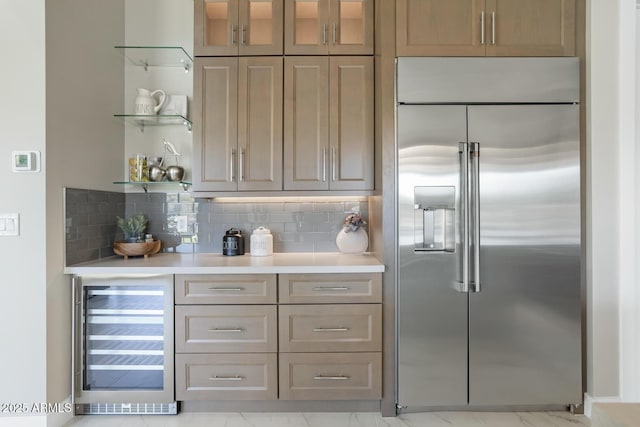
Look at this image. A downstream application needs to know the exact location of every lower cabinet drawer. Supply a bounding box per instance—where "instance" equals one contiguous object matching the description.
[279,352,382,400]
[279,304,382,352]
[175,305,277,353]
[176,353,278,400]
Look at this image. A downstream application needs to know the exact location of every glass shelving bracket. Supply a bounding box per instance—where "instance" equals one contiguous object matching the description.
[114,114,192,132]
[113,181,192,193]
[114,46,193,72]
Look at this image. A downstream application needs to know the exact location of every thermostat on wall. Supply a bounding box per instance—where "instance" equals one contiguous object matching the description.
[12,151,40,173]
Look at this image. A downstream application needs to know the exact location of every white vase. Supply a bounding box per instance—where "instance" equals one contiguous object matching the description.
[336,228,368,254]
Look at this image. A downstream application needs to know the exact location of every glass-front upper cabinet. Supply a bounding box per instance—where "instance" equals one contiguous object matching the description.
[195,0,283,56]
[285,0,373,55]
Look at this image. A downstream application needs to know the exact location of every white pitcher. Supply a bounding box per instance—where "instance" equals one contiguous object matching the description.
[134,88,166,115]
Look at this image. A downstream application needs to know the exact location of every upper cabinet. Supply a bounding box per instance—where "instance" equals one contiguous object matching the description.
[194,0,284,56]
[285,0,373,55]
[396,0,575,57]
[284,56,373,191]
[192,57,283,192]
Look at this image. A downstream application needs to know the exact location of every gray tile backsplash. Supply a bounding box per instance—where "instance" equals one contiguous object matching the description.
[65,188,125,266]
[65,188,368,265]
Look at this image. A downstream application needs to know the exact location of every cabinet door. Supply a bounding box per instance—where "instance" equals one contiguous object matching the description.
[329,0,373,54]
[195,0,241,56]
[485,0,575,56]
[329,56,373,190]
[284,57,329,190]
[238,57,283,191]
[396,0,486,56]
[193,58,238,192]
[285,0,330,54]
[238,0,284,55]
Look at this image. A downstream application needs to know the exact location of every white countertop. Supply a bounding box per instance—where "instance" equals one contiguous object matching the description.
[64,252,385,275]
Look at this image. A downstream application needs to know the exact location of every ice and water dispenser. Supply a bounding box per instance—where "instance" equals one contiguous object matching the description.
[414,186,455,252]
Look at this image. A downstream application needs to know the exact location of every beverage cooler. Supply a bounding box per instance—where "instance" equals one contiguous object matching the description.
[72,274,177,415]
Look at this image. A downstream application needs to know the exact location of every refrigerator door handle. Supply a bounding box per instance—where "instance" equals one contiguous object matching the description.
[470,142,481,293]
[459,142,470,293]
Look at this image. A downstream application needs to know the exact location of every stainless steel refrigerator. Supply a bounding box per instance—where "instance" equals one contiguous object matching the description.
[396,58,582,410]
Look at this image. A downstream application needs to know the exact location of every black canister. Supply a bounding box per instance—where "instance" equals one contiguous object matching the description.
[222,228,245,256]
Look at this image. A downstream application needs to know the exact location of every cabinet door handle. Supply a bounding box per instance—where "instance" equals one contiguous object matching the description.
[231,24,237,46]
[332,23,337,45]
[208,327,245,333]
[230,149,236,182]
[322,148,327,182]
[331,147,337,182]
[491,12,496,45]
[313,327,349,332]
[241,24,246,45]
[322,23,328,45]
[313,375,350,380]
[239,148,245,182]
[207,287,245,292]
[209,375,244,381]
[480,11,485,45]
[312,286,349,291]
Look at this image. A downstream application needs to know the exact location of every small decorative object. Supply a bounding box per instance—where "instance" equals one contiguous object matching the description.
[222,228,245,256]
[113,240,161,259]
[250,226,273,257]
[336,209,368,254]
[134,88,166,115]
[162,139,185,182]
[116,214,149,243]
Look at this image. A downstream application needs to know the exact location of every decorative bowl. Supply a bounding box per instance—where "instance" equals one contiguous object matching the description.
[113,240,162,259]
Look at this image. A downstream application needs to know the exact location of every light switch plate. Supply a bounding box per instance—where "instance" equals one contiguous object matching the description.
[0,213,19,236]
[176,215,188,233]
[12,151,40,172]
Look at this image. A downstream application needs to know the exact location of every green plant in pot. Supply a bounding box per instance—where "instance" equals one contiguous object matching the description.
[117,214,148,243]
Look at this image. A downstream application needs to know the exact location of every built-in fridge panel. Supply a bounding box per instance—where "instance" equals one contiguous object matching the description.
[467,105,581,406]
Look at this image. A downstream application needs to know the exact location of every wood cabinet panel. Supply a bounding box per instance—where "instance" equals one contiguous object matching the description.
[176,305,277,353]
[279,352,382,400]
[279,304,382,352]
[278,273,382,304]
[396,0,576,57]
[175,274,277,305]
[195,0,283,56]
[176,353,277,400]
[193,57,283,192]
[284,56,373,191]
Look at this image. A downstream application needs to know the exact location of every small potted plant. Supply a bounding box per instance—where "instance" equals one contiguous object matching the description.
[114,214,161,259]
[117,214,148,243]
[336,209,368,254]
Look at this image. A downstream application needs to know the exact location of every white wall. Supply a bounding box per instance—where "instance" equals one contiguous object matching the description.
[124,0,193,187]
[45,1,125,420]
[586,0,640,403]
[0,2,48,425]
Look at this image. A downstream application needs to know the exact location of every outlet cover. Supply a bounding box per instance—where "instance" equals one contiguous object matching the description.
[0,213,19,236]
[176,216,188,233]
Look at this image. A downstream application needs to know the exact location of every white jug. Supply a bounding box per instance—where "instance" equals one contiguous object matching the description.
[134,88,166,115]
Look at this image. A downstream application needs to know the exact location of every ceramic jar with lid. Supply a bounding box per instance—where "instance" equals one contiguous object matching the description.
[222,228,244,256]
[250,226,273,256]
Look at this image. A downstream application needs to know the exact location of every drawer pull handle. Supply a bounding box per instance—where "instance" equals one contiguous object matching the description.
[208,328,244,333]
[313,375,350,381]
[209,375,244,381]
[313,327,349,332]
[312,286,349,291]
[207,287,245,292]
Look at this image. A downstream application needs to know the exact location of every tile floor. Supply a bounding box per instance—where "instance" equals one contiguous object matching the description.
[65,411,590,426]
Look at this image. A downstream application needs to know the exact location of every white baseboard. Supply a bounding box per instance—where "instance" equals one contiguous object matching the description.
[0,415,46,427]
[584,393,622,418]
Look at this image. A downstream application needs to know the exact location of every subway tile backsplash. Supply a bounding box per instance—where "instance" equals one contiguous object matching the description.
[65,188,368,265]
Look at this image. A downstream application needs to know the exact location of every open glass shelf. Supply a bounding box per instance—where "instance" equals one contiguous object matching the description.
[114,46,193,72]
[114,180,192,193]
[114,114,192,132]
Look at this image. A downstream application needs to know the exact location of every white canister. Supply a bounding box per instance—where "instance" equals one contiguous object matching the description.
[250,226,273,256]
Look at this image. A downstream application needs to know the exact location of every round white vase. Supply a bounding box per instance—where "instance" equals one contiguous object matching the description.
[336,228,368,254]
